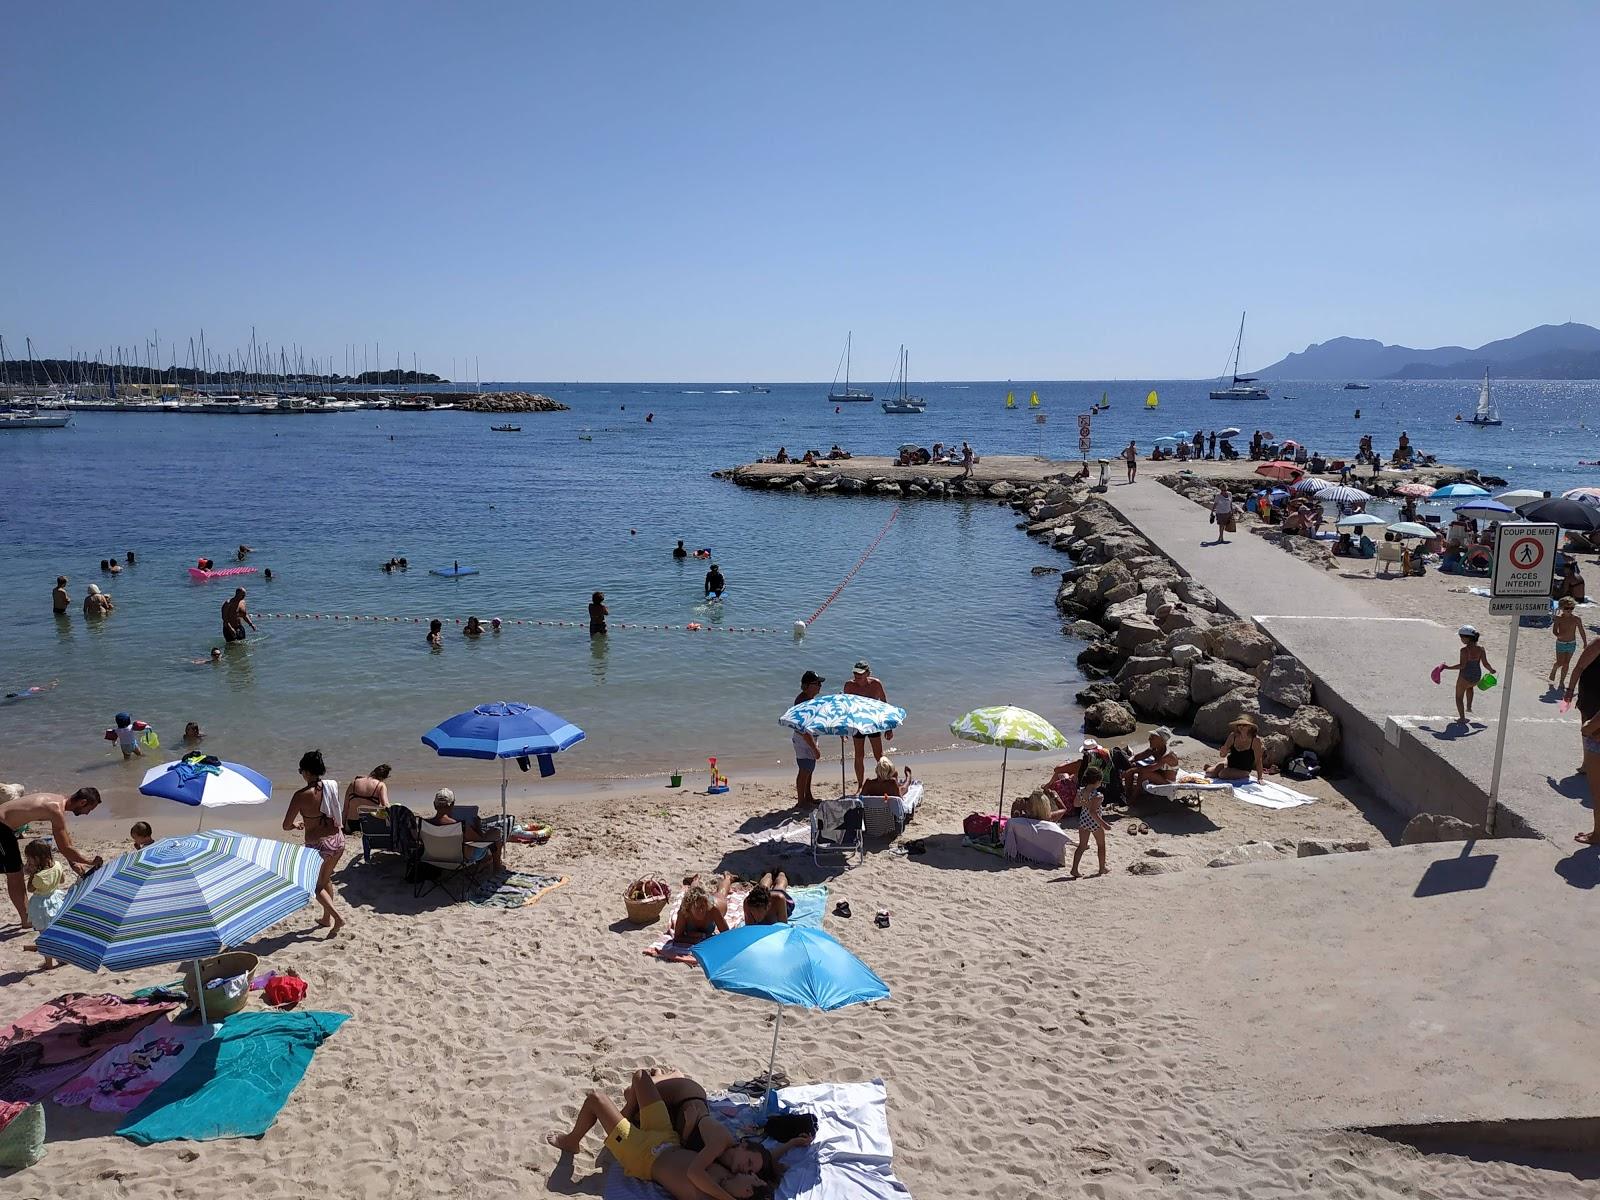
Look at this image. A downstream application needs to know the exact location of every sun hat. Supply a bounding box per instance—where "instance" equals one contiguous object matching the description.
[1081,738,1101,752]
[1458,624,1479,638]
[1152,726,1173,741]
[1230,715,1257,730]
[853,660,870,674]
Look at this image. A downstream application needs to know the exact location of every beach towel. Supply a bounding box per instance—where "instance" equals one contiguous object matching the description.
[1233,779,1318,809]
[464,869,568,909]
[738,819,812,846]
[117,1010,349,1144]
[645,885,828,963]
[0,993,179,1104]
[55,1019,212,1114]
[1004,817,1073,867]
[601,1079,910,1200]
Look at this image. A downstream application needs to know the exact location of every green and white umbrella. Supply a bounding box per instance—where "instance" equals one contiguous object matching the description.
[950,706,1068,827]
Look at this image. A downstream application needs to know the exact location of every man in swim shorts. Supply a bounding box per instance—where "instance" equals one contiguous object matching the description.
[221,587,257,643]
[844,660,889,792]
[52,575,70,614]
[0,788,102,927]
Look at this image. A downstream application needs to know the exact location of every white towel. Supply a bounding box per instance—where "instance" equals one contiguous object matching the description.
[319,779,342,826]
[1233,779,1317,809]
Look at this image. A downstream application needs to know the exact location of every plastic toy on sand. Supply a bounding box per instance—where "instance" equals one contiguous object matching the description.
[706,757,729,795]
[1478,672,1498,691]
[1430,664,1446,685]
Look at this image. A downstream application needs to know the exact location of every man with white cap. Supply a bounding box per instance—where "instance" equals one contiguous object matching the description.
[843,660,889,792]
[1121,727,1179,798]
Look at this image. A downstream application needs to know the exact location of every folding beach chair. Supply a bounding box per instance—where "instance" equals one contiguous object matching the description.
[413,821,493,901]
[811,798,866,867]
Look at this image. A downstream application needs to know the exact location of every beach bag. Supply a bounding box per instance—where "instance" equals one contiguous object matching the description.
[963,813,1006,840]
[1285,751,1320,781]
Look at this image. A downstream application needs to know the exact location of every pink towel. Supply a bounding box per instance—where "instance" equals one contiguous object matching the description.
[55,1020,211,1113]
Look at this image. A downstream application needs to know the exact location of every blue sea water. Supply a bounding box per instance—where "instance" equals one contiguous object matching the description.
[2,377,1596,800]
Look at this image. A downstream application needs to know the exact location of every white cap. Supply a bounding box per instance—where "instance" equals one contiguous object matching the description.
[1458,624,1478,637]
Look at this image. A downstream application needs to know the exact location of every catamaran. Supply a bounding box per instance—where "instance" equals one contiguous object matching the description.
[880,346,926,413]
[1468,368,1501,426]
[826,332,874,403]
[1209,311,1270,399]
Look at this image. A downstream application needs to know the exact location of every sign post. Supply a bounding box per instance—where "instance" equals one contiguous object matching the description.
[1485,522,1559,834]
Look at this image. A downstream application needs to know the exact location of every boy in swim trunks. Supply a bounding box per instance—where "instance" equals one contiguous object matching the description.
[1551,597,1588,691]
[548,1070,770,1200]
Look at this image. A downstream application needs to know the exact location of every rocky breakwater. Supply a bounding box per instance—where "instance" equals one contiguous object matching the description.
[453,392,569,413]
[1014,484,1341,767]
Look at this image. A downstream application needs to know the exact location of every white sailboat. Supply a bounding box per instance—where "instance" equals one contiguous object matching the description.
[1209,311,1270,400]
[827,332,874,403]
[880,346,927,413]
[1469,368,1501,426]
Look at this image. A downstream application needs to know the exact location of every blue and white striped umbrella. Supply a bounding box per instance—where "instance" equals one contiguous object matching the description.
[36,830,319,973]
[422,701,586,830]
[780,694,906,738]
[139,758,272,809]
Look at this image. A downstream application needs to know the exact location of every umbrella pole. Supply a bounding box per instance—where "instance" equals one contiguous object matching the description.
[500,758,509,838]
[839,736,847,797]
[765,1005,784,1115]
[995,746,1010,829]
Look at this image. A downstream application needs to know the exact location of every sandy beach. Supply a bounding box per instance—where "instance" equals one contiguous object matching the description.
[4,744,1592,1198]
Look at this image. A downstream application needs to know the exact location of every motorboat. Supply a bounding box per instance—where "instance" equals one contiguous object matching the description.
[0,409,70,429]
[1343,382,1371,390]
[490,423,522,432]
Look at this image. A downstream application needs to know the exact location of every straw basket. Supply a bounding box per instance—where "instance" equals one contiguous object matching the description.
[623,877,670,924]
[181,951,259,1019]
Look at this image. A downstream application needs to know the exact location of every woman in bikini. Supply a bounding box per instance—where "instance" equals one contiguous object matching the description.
[548,1070,773,1200]
[282,749,344,935]
[743,869,792,925]
[618,1071,810,1178]
[1209,716,1264,783]
[342,763,392,832]
[672,874,732,944]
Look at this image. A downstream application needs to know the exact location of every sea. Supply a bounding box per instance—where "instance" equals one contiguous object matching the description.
[3,376,1598,809]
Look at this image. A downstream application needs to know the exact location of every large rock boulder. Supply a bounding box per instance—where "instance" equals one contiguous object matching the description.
[1084,700,1138,737]
[1101,595,1146,629]
[1207,841,1295,868]
[1074,680,1122,707]
[1207,620,1276,669]
[1191,661,1258,705]
[1066,619,1108,642]
[1128,853,1198,876]
[1401,813,1483,844]
[1174,578,1218,610]
[1156,606,1219,634]
[988,481,1015,498]
[1058,559,1135,614]
[1116,656,1170,683]
[1288,705,1340,754]
[1261,733,1293,769]
[1297,839,1371,858]
[1260,655,1313,710]
[1192,689,1261,742]
[1124,667,1193,720]
[1076,641,1125,675]
[1170,642,1204,668]
[1100,578,1140,607]
[1115,615,1164,652]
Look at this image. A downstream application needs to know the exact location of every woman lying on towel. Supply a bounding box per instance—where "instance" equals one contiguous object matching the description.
[672,874,733,945]
[548,1069,780,1199]
[620,1071,813,1176]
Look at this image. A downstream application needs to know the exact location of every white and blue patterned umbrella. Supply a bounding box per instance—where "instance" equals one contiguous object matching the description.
[139,757,272,810]
[780,695,906,795]
[36,830,319,974]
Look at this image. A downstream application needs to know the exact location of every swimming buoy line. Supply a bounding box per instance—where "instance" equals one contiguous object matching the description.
[801,504,901,627]
[248,613,784,635]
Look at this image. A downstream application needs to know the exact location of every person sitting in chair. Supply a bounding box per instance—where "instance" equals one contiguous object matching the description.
[858,756,902,799]
[426,788,501,870]
[1121,727,1179,797]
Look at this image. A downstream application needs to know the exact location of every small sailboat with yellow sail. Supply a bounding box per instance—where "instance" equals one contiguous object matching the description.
[1004,389,1016,409]
[1145,390,1159,410]
[1029,391,1040,408]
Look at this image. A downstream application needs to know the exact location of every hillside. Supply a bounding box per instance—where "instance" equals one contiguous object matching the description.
[1250,322,1600,379]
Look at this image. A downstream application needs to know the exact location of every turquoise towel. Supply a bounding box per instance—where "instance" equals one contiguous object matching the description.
[117,1010,349,1144]
[788,884,827,928]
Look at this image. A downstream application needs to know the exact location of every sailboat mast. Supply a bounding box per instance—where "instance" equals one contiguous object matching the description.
[845,331,851,392]
[1232,311,1246,382]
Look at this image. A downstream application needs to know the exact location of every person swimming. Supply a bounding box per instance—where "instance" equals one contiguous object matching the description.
[673,540,688,559]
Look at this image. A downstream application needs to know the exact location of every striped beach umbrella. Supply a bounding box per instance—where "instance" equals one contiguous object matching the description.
[139,757,272,830]
[780,695,906,794]
[1317,485,1373,504]
[36,831,320,1017]
[951,705,1068,829]
[1290,477,1331,494]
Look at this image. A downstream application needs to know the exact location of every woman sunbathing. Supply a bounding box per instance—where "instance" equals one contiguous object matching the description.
[672,874,732,944]
[858,756,902,798]
[618,1071,811,1177]
[744,869,792,925]
[1209,716,1264,783]
[1121,727,1179,796]
[548,1070,773,1200]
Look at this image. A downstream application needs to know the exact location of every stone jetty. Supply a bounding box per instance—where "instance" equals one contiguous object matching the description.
[453,391,569,413]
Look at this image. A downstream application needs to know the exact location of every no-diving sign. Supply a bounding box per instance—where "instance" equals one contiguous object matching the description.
[1491,522,1559,598]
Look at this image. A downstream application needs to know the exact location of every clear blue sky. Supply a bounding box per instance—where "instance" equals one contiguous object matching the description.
[5,2,1595,380]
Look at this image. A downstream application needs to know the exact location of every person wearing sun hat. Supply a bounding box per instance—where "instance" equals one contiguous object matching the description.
[1209,715,1264,783]
[843,659,889,792]
[1123,726,1180,797]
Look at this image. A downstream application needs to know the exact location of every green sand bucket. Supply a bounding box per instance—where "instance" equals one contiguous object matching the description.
[1477,672,1497,691]
[669,772,683,788]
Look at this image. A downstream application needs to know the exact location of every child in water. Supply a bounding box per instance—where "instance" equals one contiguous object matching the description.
[23,840,69,968]
[112,712,143,759]
[1443,625,1496,723]
[1550,597,1588,691]
[183,722,204,747]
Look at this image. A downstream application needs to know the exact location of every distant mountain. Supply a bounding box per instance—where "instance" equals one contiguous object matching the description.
[1250,322,1600,380]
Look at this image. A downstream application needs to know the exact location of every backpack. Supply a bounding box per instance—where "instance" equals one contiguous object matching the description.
[1284,750,1320,781]
[963,813,1007,840]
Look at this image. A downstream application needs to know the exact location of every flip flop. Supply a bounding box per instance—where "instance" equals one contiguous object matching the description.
[1577,833,1600,845]
[833,901,852,918]
[874,910,891,928]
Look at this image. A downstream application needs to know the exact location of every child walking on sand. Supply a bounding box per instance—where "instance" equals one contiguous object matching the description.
[1551,597,1588,691]
[1443,625,1496,724]
[22,840,70,969]
[1070,765,1109,879]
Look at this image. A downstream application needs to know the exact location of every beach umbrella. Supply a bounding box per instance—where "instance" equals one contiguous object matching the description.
[1563,487,1600,505]
[1317,485,1373,504]
[422,701,585,831]
[36,830,320,1022]
[1430,483,1489,500]
[1172,430,1192,441]
[1218,427,1241,438]
[1453,499,1517,520]
[780,695,906,794]
[950,706,1068,828]
[1389,522,1437,538]
[1336,513,1386,528]
[1255,461,1303,481]
[691,924,889,1107]
[1153,435,1178,445]
[1393,483,1436,499]
[139,756,272,830]
[1497,489,1548,506]
[1516,497,1600,531]
[1290,477,1330,494]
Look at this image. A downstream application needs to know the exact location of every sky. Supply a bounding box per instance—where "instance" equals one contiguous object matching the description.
[5,2,1596,381]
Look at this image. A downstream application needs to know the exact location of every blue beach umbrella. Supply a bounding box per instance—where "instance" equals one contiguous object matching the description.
[692,925,889,1104]
[1172,430,1193,441]
[1453,499,1516,521]
[139,757,272,830]
[780,695,906,794]
[37,830,320,1020]
[422,701,585,830]
[1153,436,1178,445]
[1431,483,1489,500]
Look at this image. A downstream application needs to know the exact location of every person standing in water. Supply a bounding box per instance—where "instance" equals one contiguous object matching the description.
[52,576,69,615]
[221,588,256,642]
[704,563,725,597]
[589,591,609,638]
[672,540,688,560]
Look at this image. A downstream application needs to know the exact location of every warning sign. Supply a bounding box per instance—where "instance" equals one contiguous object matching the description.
[1491,522,1559,598]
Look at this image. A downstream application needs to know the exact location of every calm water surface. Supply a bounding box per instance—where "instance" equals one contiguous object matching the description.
[2,377,1596,802]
